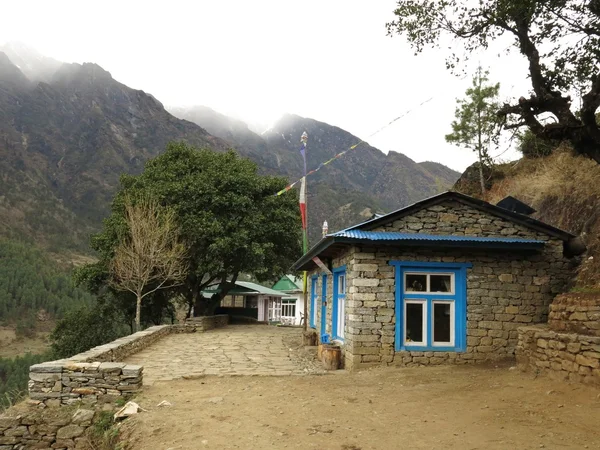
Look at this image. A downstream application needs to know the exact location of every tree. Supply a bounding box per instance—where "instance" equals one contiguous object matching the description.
[78,142,301,318]
[446,67,501,195]
[387,0,600,164]
[107,196,187,331]
[50,297,128,358]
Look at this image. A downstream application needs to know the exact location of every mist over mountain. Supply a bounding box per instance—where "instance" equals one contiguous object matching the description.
[0,44,459,254]
[0,41,62,83]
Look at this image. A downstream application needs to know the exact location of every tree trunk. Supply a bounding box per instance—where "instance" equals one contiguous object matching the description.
[195,296,220,316]
[135,293,142,332]
[477,148,486,196]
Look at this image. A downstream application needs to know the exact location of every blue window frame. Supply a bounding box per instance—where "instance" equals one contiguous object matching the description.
[310,275,318,328]
[332,265,347,340]
[389,261,471,352]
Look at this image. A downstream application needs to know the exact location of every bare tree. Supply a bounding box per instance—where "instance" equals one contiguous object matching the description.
[109,196,188,331]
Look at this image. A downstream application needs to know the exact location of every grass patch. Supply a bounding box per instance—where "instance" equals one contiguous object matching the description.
[87,410,125,450]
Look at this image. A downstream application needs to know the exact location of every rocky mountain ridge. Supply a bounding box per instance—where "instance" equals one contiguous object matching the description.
[0,45,459,252]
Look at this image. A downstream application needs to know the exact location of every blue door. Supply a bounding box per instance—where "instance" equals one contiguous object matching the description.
[320,274,328,341]
[310,276,317,328]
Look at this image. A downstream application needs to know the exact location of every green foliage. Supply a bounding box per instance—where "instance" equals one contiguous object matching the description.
[387,0,600,163]
[387,0,599,90]
[0,353,49,411]
[445,67,501,157]
[15,314,36,339]
[0,238,95,325]
[517,130,556,158]
[78,142,302,315]
[446,67,500,193]
[50,297,129,359]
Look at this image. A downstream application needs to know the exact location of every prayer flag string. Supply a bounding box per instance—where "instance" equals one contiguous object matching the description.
[275,97,433,196]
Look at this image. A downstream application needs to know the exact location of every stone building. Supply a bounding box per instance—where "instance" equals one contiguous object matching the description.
[292,191,581,370]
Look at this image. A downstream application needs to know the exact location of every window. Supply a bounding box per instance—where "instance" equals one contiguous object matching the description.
[245,297,258,309]
[332,267,346,340]
[338,274,345,294]
[268,297,282,321]
[404,273,454,294]
[282,299,296,318]
[404,301,426,346]
[390,262,470,352]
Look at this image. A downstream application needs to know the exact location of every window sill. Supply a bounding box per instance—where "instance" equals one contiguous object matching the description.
[398,345,463,352]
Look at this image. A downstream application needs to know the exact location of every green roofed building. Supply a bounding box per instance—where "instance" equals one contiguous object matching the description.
[202,280,284,322]
[272,275,304,326]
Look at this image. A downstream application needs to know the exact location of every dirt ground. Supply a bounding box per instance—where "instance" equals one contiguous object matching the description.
[123,364,600,450]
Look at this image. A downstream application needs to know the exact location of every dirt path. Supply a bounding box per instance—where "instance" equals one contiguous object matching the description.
[123,364,600,450]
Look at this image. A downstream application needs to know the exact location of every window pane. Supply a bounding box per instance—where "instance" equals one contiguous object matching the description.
[430,275,452,293]
[433,303,451,343]
[405,303,424,343]
[405,274,426,292]
[338,275,345,294]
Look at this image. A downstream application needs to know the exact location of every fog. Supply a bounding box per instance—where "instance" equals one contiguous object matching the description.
[0,0,534,171]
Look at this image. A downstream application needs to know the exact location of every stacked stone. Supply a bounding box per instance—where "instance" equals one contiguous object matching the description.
[76,325,171,362]
[517,325,600,385]
[549,293,600,336]
[0,407,95,449]
[308,200,573,371]
[171,315,229,333]
[29,362,142,407]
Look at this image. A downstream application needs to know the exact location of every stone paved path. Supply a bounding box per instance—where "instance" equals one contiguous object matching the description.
[124,325,320,385]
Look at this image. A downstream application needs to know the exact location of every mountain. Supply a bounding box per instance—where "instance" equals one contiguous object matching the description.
[0,50,226,251]
[0,44,459,254]
[171,107,461,242]
[0,42,62,83]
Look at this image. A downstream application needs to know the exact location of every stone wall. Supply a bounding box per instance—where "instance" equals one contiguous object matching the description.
[308,200,575,370]
[29,316,229,406]
[549,293,600,336]
[517,325,600,385]
[29,361,143,407]
[0,404,105,450]
[171,314,229,333]
[73,325,171,363]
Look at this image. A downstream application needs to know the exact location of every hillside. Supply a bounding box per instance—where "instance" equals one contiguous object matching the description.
[0,45,459,253]
[454,146,600,289]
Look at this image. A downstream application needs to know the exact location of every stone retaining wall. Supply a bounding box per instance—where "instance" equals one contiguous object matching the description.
[549,293,600,336]
[516,325,600,385]
[29,316,229,406]
[29,361,143,407]
[172,314,229,333]
[0,405,103,450]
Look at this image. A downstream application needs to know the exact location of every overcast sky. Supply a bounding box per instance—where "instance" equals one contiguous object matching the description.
[0,0,532,172]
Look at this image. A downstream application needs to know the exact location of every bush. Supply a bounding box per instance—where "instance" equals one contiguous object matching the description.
[517,130,556,158]
[50,297,129,359]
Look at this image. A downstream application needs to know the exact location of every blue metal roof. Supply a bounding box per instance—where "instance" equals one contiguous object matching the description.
[329,230,544,245]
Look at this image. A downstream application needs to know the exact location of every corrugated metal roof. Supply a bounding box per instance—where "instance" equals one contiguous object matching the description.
[330,230,544,244]
[271,274,302,292]
[203,281,285,297]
